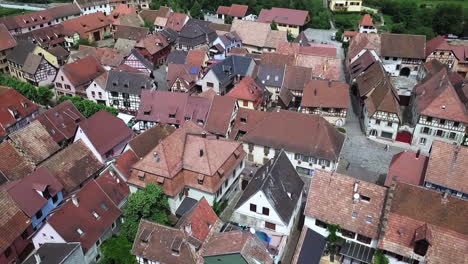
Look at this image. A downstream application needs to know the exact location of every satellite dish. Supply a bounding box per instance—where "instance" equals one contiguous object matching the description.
[353,193,360,200]
[250,228,256,234]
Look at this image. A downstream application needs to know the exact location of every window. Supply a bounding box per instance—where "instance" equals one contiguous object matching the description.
[124,101,130,107]
[340,228,356,239]
[453,121,460,127]
[357,234,372,244]
[92,211,100,219]
[426,117,433,123]
[111,91,118,97]
[4,247,11,258]
[35,209,43,219]
[76,228,84,235]
[375,119,380,125]
[52,194,59,203]
[198,178,204,185]
[264,146,270,156]
[393,57,397,61]
[352,211,357,218]
[169,113,176,118]
[315,219,327,228]
[92,91,95,97]
[122,93,129,99]
[262,207,270,216]
[360,195,371,202]
[112,222,116,229]
[265,222,276,230]
[440,119,446,125]
[387,121,392,127]
[249,203,257,212]
[240,117,247,123]
[207,82,214,88]
[421,127,431,134]
[243,100,248,107]
[294,153,302,160]
[101,203,109,211]
[419,137,426,145]
[21,229,29,239]
[61,76,64,81]
[64,84,71,90]
[449,132,456,140]
[55,82,62,88]
[320,159,330,167]
[113,100,119,106]
[436,130,444,137]
[366,216,373,223]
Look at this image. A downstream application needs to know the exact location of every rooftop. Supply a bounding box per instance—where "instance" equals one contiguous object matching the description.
[385,151,428,187]
[301,79,350,109]
[0,86,38,138]
[257,7,309,26]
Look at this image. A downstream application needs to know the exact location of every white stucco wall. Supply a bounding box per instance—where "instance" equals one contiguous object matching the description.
[86,81,108,105]
[74,129,104,163]
[200,70,221,94]
[32,223,66,249]
[78,3,111,15]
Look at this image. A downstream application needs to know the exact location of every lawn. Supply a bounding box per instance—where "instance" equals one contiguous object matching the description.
[0,7,31,17]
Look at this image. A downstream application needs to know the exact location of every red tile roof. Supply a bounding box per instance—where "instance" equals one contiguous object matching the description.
[127,125,176,158]
[175,198,219,242]
[305,170,387,239]
[60,56,105,88]
[277,42,337,57]
[62,12,112,38]
[95,169,130,207]
[47,180,121,253]
[135,32,169,54]
[380,33,426,59]
[359,14,374,27]
[385,151,428,187]
[424,141,467,194]
[301,79,350,109]
[204,95,237,136]
[0,24,16,51]
[165,12,188,32]
[78,110,133,156]
[425,35,451,57]
[226,76,265,108]
[15,10,53,28]
[110,3,137,19]
[0,87,38,138]
[34,100,84,144]
[0,191,31,252]
[343,31,358,37]
[0,141,35,181]
[114,150,139,179]
[6,167,63,217]
[216,4,249,17]
[257,8,309,26]
[186,49,207,68]
[347,33,381,62]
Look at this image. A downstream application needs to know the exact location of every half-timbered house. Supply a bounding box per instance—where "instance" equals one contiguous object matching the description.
[22,53,57,86]
[425,36,458,70]
[122,49,154,75]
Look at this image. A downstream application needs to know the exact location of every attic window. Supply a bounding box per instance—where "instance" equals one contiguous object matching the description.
[352,211,357,218]
[441,105,446,110]
[101,203,109,211]
[50,129,55,135]
[197,174,205,185]
[76,228,84,235]
[366,216,373,223]
[138,171,146,181]
[169,114,176,118]
[22,102,28,108]
[92,211,100,219]
[157,176,165,184]
[217,168,225,177]
[360,195,370,202]
[240,117,247,123]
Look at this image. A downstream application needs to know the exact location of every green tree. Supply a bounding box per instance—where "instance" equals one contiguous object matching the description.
[373,249,389,264]
[58,96,118,117]
[190,0,202,19]
[270,21,278,30]
[76,38,96,48]
[143,20,154,33]
[99,235,137,264]
[432,4,464,36]
[287,30,295,42]
[36,86,54,105]
[121,183,170,241]
[326,224,343,262]
[224,15,233,24]
[0,74,54,105]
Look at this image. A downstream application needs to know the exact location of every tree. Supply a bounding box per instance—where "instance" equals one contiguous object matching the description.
[287,30,295,42]
[189,0,202,19]
[326,224,343,262]
[58,96,118,118]
[270,21,278,30]
[432,4,464,36]
[373,249,389,264]
[143,20,154,33]
[120,183,170,241]
[76,38,96,47]
[0,74,54,106]
[224,15,233,24]
[99,235,137,264]
[36,86,54,106]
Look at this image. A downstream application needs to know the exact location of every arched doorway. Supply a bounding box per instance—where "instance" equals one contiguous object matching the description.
[399,67,411,77]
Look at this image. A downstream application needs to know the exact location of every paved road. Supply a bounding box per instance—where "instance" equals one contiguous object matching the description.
[153,66,168,91]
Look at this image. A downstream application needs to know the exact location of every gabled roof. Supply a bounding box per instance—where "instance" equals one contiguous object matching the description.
[236,151,304,224]
[359,14,374,27]
[177,19,217,47]
[165,12,189,32]
[40,140,103,193]
[60,56,105,88]
[277,42,337,57]
[425,35,451,57]
[0,86,38,138]
[135,32,169,54]
[76,46,126,67]
[79,110,133,156]
[22,53,43,75]
[209,55,255,86]
[106,70,153,95]
[413,67,468,123]
[47,180,121,253]
[0,24,16,51]
[256,64,285,88]
[385,151,428,187]
[22,243,82,264]
[9,120,60,165]
[0,191,31,253]
[5,40,36,66]
[95,169,130,207]
[16,24,66,48]
[301,79,350,109]
[226,76,265,108]
[204,95,237,136]
[74,0,107,8]
[233,109,345,161]
[231,20,286,48]
[0,141,35,181]
[127,124,175,158]
[166,64,199,89]
[282,65,312,91]
[380,33,426,59]
[127,48,154,71]
[46,3,81,19]
[347,33,381,62]
[167,50,188,64]
[175,198,219,242]
[114,25,148,41]
[35,100,84,143]
[348,50,378,80]
[305,170,387,239]
[424,141,467,194]
[292,227,327,264]
[62,12,112,38]
[294,54,342,81]
[6,167,63,217]
[257,7,309,26]
[216,4,249,17]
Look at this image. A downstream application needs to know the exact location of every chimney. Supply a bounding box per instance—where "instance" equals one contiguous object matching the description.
[442,191,450,204]
[314,88,317,96]
[202,132,207,138]
[354,182,359,192]
[34,253,41,264]
[416,149,420,159]
[153,152,160,162]
[199,149,204,157]
[72,194,79,207]
[185,224,192,235]
[328,80,332,87]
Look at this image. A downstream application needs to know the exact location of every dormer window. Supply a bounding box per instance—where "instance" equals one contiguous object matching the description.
[22,102,28,108]
[366,216,372,223]
[76,228,84,235]
[360,195,370,202]
[100,203,109,211]
[169,113,176,118]
[92,211,100,219]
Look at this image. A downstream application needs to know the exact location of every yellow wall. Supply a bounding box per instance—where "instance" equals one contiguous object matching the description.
[277,25,299,37]
[329,0,363,12]
[237,99,255,110]
[33,46,59,68]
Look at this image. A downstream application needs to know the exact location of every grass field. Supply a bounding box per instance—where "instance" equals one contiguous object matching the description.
[0,7,31,17]
[417,0,468,8]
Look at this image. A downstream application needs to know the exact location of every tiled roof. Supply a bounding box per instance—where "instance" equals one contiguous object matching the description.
[0,86,38,138]
[177,19,216,47]
[110,3,137,18]
[47,180,121,253]
[231,20,286,48]
[236,150,304,224]
[16,24,66,48]
[216,4,249,17]
[75,46,126,67]
[105,70,153,96]
[256,64,285,88]
[265,29,287,49]
[186,48,207,68]
[175,198,219,242]
[343,31,358,37]
[79,110,133,156]
[115,25,149,41]
[165,12,188,32]
[0,141,35,181]
[260,53,295,67]
[62,12,112,38]
[424,141,467,193]
[9,120,60,165]
[204,95,237,136]
[232,109,345,161]
[385,151,428,187]
[301,79,350,109]
[0,24,16,51]
[6,167,63,217]
[34,100,84,144]
[209,55,255,86]
[5,40,36,66]
[22,53,42,75]
[0,191,31,252]
[379,183,468,263]
[135,32,169,54]
[22,242,82,264]
[48,45,69,59]
[46,3,81,19]
[277,42,337,57]
[74,0,107,8]
[60,56,105,88]
[294,54,342,81]
[95,169,130,207]
[127,124,176,158]
[40,140,103,193]
[167,50,188,64]
[282,65,312,92]
[359,14,374,27]
[348,50,378,80]
[425,35,451,57]
[380,33,426,59]
[257,7,309,26]
[226,76,265,108]
[14,10,53,28]
[305,170,387,239]
[114,150,139,180]
[166,63,199,89]
[347,33,381,61]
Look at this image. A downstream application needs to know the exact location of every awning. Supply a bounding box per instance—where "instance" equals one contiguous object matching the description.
[339,241,375,264]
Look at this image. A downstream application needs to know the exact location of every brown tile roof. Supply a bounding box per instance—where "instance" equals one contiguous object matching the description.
[385,151,428,187]
[359,14,374,27]
[260,53,296,67]
[114,150,139,180]
[0,87,39,138]
[0,141,35,181]
[0,190,31,252]
[166,64,199,89]
[380,33,426,59]
[0,24,16,51]
[216,4,249,17]
[424,141,467,193]
[348,50,378,80]
[379,183,468,263]
[265,30,287,49]
[203,231,273,263]
[14,10,53,28]
[114,25,148,41]
[231,20,286,48]
[60,56,106,88]
[127,125,176,158]
[294,54,342,81]
[6,167,63,217]
[257,7,309,26]
[131,220,196,264]
[46,3,81,19]
[208,22,231,33]
[9,121,60,165]
[413,67,468,123]
[233,109,345,161]
[425,35,451,57]
[78,110,133,156]
[186,49,207,68]
[226,76,265,108]
[47,180,121,253]
[135,32,169,54]
[282,65,312,92]
[204,95,237,136]
[277,42,337,57]
[35,100,84,144]
[95,169,130,207]
[305,170,387,238]
[301,79,350,109]
[347,33,381,62]
[62,12,112,38]
[40,140,103,193]
[175,198,219,242]
[165,12,188,32]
